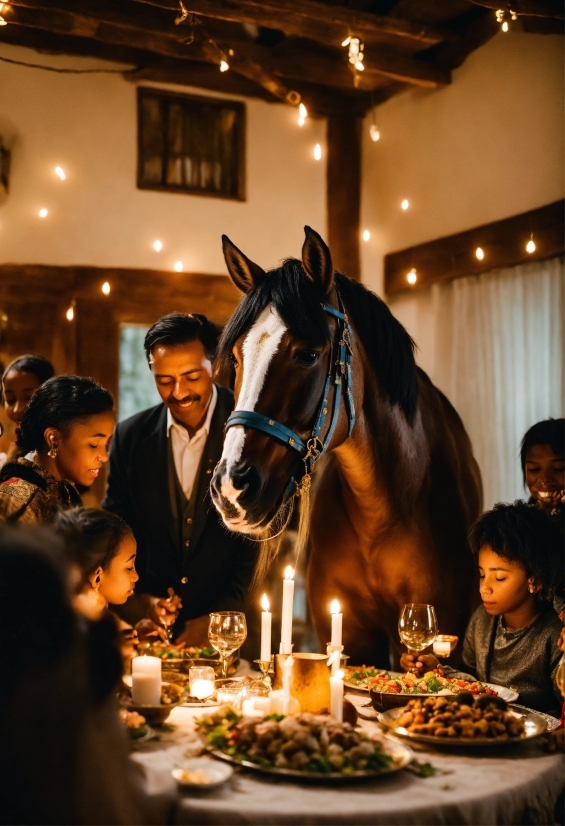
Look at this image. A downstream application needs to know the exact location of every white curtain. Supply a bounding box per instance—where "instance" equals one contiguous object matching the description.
[431,256,564,510]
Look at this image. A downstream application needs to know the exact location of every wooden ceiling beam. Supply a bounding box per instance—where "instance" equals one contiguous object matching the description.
[135,0,454,48]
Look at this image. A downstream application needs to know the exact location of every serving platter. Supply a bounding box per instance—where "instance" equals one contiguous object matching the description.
[379,705,547,748]
[509,704,560,732]
[344,669,518,705]
[207,735,414,783]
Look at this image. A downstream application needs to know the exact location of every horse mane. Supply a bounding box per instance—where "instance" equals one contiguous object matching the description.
[218,259,418,423]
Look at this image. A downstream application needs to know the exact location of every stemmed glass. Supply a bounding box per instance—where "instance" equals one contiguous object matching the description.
[398,604,438,659]
[208,611,247,679]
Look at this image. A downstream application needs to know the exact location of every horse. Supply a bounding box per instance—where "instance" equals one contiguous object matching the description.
[211,226,482,667]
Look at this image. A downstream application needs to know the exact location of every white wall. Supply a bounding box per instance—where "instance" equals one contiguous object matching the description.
[360,31,565,376]
[0,44,326,274]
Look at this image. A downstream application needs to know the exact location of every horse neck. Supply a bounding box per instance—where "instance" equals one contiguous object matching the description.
[331,352,429,533]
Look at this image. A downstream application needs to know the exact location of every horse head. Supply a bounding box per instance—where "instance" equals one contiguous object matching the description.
[211,227,353,535]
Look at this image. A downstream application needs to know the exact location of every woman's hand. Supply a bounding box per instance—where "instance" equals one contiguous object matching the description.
[135,618,169,643]
[149,587,182,629]
[400,652,440,674]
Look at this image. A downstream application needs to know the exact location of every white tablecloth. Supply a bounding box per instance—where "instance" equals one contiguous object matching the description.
[132,706,564,826]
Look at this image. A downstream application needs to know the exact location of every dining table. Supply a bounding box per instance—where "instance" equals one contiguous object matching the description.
[130,679,564,826]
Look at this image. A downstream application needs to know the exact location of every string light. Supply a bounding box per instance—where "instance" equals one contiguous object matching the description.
[495,9,518,33]
[153,240,163,252]
[401,199,409,211]
[343,36,365,73]
[369,124,380,142]
[526,234,536,254]
[407,269,417,286]
[313,143,322,161]
[174,261,184,272]
[55,166,66,180]
[66,299,75,322]
[102,281,111,295]
[0,5,7,26]
[38,208,48,218]
[0,16,7,26]
[362,230,371,242]
[219,59,229,72]
[475,247,485,261]
[297,102,307,127]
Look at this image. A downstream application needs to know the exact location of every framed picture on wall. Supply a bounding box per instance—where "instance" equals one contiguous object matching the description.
[137,87,246,201]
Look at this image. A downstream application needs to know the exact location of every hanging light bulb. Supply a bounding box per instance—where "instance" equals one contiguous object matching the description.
[496,8,517,32]
[501,20,509,31]
[344,36,365,74]
[0,15,6,25]
[55,166,66,180]
[526,234,536,254]
[407,268,417,286]
[401,199,409,211]
[475,247,485,261]
[341,36,351,47]
[66,300,75,322]
[362,230,371,242]
[369,124,380,142]
[297,102,307,127]
[38,208,48,218]
[174,261,184,272]
[102,281,111,295]
[220,59,229,72]
[313,143,322,161]
[153,240,163,252]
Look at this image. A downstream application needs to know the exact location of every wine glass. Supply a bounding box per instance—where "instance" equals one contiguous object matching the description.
[398,604,438,665]
[208,611,247,679]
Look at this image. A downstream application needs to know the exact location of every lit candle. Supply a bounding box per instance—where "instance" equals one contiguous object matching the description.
[330,669,344,722]
[260,593,272,661]
[189,666,216,699]
[330,599,342,648]
[280,567,294,655]
[433,636,451,658]
[132,655,161,705]
[282,655,293,713]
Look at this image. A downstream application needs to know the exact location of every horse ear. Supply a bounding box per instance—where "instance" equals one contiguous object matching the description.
[302,226,334,296]
[222,235,266,294]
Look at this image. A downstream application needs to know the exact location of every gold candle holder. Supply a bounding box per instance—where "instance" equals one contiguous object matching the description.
[253,658,274,690]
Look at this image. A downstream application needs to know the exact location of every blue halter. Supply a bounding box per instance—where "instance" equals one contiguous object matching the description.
[225,296,356,495]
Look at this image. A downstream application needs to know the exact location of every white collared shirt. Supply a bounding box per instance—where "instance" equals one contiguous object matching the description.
[166,384,217,501]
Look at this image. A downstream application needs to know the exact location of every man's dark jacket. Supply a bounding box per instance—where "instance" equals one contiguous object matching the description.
[102,385,256,624]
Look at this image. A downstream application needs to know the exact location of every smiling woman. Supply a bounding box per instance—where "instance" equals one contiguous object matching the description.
[0,376,115,523]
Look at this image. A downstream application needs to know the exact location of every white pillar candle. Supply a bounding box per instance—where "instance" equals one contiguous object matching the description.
[280,567,294,655]
[433,637,451,658]
[132,655,161,705]
[190,679,215,699]
[330,599,342,648]
[260,593,272,662]
[282,655,293,713]
[253,696,271,715]
[330,669,344,722]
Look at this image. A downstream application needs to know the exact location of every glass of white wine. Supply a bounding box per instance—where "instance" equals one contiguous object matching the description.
[208,611,247,679]
[398,604,438,664]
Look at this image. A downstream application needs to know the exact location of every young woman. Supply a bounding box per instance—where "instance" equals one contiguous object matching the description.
[0,375,114,523]
[0,355,55,468]
[401,501,563,714]
[520,418,564,518]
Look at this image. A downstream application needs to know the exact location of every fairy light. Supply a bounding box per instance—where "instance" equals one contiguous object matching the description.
[174,261,184,272]
[153,240,163,252]
[401,199,409,211]
[369,124,380,142]
[496,9,518,32]
[526,234,536,254]
[220,59,229,72]
[475,247,485,261]
[407,268,417,286]
[55,166,66,180]
[362,230,371,242]
[66,299,75,322]
[297,102,307,127]
[38,208,48,218]
[0,15,6,25]
[102,281,111,295]
[313,144,322,161]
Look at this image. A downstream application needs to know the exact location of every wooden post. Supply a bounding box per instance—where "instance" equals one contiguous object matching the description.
[326,115,361,281]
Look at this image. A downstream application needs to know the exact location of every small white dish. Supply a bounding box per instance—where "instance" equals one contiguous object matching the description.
[172,759,233,790]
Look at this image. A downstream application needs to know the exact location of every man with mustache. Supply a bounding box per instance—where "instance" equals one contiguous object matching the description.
[103,313,256,645]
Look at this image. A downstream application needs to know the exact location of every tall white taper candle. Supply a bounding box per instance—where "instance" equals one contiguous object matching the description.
[280,566,294,655]
[260,593,272,661]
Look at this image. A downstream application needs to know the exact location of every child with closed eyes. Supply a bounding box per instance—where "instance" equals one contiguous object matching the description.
[401,501,563,715]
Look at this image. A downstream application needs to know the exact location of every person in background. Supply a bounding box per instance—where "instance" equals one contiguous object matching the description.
[0,355,55,468]
[401,501,563,715]
[0,524,148,825]
[521,417,564,519]
[0,376,114,523]
[103,313,257,645]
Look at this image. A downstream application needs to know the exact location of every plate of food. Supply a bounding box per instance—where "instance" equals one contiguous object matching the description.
[196,707,413,783]
[141,643,239,675]
[379,694,546,748]
[344,667,388,690]
[367,669,518,710]
[119,708,156,743]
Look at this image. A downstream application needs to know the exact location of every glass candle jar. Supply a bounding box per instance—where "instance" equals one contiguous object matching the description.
[188,666,216,700]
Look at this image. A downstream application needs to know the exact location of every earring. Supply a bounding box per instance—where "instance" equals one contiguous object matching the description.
[48,444,58,459]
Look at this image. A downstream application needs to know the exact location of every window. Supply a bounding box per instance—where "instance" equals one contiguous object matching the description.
[118,325,160,422]
[137,87,245,200]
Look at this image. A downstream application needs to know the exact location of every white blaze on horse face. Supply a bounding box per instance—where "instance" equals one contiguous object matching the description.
[220,305,287,512]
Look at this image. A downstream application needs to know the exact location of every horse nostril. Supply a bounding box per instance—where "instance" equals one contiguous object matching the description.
[230,463,261,501]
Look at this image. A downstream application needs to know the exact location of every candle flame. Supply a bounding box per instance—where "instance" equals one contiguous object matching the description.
[330,599,341,614]
[335,669,344,680]
[261,593,270,611]
[284,566,294,580]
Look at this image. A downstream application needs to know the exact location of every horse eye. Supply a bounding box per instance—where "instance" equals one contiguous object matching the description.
[296,349,319,366]
[230,353,239,367]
